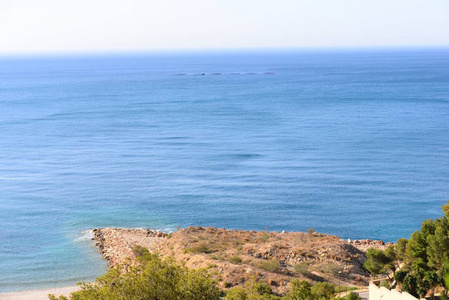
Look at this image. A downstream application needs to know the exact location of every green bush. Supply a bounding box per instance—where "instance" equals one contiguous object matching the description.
[306,228,316,234]
[345,292,362,300]
[258,233,270,243]
[132,245,153,263]
[290,280,337,300]
[184,242,214,254]
[49,251,220,300]
[311,282,336,299]
[294,263,310,276]
[225,286,248,300]
[321,262,344,276]
[335,286,358,293]
[335,292,361,300]
[363,247,395,277]
[290,279,312,300]
[229,256,243,264]
[256,259,280,272]
[251,281,272,295]
[225,279,275,300]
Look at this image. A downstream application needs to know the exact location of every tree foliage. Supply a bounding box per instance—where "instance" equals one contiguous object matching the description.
[367,200,449,298]
[289,280,339,300]
[363,247,395,277]
[289,279,312,300]
[310,282,336,300]
[346,292,361,300]
[224,278,278,300]
[49,248,220,300]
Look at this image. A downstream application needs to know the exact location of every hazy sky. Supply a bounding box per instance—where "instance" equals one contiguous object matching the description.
[1,0,448,54]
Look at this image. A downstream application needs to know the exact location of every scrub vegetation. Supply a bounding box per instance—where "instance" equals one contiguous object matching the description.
[363,201,449,298]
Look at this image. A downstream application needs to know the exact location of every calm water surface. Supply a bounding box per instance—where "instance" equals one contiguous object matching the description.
[1,49,449,291]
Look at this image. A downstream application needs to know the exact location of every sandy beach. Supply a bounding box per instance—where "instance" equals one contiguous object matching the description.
[0,286,79,300]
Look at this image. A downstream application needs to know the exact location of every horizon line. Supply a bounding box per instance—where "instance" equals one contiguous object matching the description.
[1,45,449,59]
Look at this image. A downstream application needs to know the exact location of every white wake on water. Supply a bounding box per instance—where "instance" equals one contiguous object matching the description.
[74,229,94,242]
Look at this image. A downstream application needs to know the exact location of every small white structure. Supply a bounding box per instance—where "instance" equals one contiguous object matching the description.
[369,282,419,300]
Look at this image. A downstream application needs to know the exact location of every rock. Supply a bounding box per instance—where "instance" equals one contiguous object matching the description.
[268,279,278,286]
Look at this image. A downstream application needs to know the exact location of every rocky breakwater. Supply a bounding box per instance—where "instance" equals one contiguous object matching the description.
[93,228,168,268]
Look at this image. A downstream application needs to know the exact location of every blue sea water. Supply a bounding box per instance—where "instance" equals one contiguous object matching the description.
[1,49,449,292]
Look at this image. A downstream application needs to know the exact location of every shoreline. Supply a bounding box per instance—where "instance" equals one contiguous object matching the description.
[0,286,79,300]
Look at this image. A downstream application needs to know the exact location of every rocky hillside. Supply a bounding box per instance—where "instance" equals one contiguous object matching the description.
[93,227,373,295]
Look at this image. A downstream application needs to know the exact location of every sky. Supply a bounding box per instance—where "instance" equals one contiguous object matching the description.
[0,0,448,54]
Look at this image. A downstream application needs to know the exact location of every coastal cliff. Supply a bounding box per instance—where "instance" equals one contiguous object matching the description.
[92,227,383,295]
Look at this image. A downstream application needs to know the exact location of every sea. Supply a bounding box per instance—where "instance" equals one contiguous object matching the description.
[1,49,448,292]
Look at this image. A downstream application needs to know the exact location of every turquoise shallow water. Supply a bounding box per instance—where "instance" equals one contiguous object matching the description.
[1,49,449,292]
